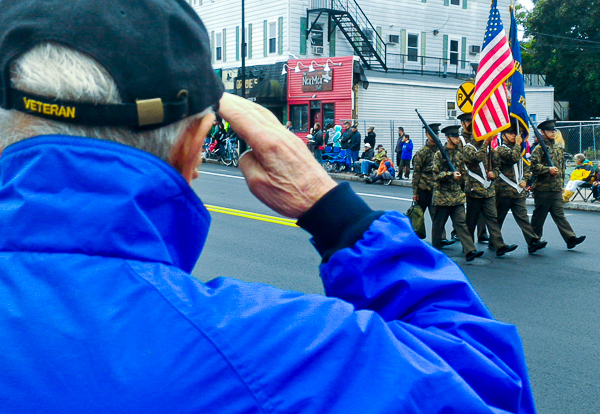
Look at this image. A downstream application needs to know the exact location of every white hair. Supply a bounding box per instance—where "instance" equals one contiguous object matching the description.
[0,43,209,162]
[574,153,586,162]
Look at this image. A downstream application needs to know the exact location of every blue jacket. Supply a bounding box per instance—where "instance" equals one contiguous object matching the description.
[0,136,535,413]
[401,139,414,160]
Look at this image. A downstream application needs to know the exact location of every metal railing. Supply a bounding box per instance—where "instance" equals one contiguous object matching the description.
[310,0,386,70]
[386,53,476,78]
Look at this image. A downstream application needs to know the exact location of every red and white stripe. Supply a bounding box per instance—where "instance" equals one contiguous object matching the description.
[473,32,515,140]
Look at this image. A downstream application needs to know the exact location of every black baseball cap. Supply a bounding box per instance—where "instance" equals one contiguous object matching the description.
[441,125,460,137]
[0,0,224,129]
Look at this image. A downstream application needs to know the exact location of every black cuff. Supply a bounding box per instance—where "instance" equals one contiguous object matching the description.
[297,182,384,262]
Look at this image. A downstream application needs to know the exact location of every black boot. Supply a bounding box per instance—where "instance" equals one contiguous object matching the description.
[466,250,484,262]
[496,244,518,257]
[528,239,548,254]
[566,235,586,249]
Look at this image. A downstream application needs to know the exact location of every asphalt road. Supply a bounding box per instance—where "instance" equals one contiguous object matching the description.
[191,162,600,414]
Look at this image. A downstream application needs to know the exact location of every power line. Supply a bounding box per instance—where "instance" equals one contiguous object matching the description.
[530,31,600,45]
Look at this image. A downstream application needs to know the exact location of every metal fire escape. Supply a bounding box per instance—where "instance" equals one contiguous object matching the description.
[307,0,387,72]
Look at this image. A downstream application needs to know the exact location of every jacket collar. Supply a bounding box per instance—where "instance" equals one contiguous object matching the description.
[0,135,210,273]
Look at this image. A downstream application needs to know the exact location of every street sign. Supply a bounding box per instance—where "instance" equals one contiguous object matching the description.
[456,81,475,114]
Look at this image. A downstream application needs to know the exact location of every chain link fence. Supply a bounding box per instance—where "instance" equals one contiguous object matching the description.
[556,121,600,162]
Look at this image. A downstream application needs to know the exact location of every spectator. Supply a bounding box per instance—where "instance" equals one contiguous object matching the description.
[353,143,374,174]
[365,126,376,148]
[330,124,342,148]
[312,123,324,164]
[0,1,535,412]
[592,167,600,202]
[360,144,387,177]
[365,157,395,185]
[563,153,596,201]
[349,124,362,172]
[394,127,405,169]
[399,134,413,179]
[285,120,294,132]
[324,123,334,147]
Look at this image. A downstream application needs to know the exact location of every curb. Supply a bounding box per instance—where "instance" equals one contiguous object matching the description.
[328,172,600,213]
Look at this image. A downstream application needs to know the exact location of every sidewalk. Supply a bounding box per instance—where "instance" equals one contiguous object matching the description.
[328,171,600,212]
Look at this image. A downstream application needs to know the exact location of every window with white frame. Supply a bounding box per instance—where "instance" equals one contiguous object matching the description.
[269,22,277,54]
[449,38,459,65]
[407,33,419,62]
[216,32,223,61]
[447,101,458,120]
[310,23,324,47]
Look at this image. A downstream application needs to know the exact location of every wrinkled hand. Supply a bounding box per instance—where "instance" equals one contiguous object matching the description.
[549,166,559,176]
[487,171,496,180]
[453,172,462,180]
[219,93,337,218]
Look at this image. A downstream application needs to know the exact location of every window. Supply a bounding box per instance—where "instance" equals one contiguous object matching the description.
[323,103,335,128]
[310,23,324,47]
[291,105,309,133]
[269,22,277,54]
[450,0,461,5]
[407,33,419,62]
[449,39,459,65]
[216,32,222,61]
[447,101,458,120]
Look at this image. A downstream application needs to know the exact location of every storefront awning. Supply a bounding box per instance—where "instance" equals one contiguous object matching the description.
[221,62,287,104]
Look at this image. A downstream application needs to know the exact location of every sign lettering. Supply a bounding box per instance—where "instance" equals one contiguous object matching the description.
[302,70,333,92]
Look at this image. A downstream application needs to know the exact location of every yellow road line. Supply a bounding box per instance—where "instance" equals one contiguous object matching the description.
[204,205,299,227]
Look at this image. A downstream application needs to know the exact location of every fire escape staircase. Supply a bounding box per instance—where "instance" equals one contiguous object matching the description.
[307,0,387,72]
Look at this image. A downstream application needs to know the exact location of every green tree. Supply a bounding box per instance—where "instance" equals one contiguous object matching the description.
[525,0,600,119]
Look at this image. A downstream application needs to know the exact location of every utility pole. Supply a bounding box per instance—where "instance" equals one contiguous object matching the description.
[239,0,248,154]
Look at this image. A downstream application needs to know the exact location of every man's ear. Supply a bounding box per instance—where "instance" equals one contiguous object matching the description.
[170,113,216,183]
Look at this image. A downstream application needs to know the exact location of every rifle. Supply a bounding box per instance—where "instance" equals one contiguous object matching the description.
[529,117,554,167]
[415,109,456,172]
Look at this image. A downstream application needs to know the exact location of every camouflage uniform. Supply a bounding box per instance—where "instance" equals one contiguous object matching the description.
[462,139,510,250]
[411,142,440,236]
[530,138,576,242]
[431,145,476,253]
[462,130,488,241]
[495,141,540,245]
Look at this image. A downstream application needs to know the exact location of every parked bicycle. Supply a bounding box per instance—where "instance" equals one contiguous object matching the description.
[203,130,239,167]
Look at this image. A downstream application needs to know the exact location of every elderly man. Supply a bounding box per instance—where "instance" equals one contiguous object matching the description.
[0,1,535,413]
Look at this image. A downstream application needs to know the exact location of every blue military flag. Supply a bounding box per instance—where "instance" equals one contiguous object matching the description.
[507,4,529,140]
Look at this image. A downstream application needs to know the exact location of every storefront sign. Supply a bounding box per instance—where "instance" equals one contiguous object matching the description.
[302,70,333,92]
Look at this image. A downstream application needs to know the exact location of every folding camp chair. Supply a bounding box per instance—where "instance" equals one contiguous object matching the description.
[573,182,594,202]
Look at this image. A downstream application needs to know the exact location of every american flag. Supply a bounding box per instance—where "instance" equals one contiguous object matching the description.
[472,0,516,141]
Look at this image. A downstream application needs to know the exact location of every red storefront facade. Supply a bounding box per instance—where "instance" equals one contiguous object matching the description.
[286,56,354,140]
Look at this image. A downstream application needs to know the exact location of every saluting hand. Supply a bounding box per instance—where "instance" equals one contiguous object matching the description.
[219,93,337,218]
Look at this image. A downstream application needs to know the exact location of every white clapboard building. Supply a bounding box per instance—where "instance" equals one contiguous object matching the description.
[187,0,554,148]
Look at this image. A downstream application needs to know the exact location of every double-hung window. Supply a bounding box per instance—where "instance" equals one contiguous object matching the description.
[407,33,419,62]
[216,32,223,61]
[269,22,277,54]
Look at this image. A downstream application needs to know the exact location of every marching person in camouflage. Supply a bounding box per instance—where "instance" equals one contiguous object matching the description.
[462,128,518,257]
[496,122,548,254]
[530,120,586,249]
[458,112,489,244]
[412,123,451,245]
[432,125,483,262]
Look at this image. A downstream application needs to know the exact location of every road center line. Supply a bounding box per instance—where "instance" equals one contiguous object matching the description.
[356,192,413,202]
[200,171,246,180]
[205,205,299,227]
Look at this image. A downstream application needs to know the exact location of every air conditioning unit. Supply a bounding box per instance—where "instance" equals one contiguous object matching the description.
[313,46,324,55]
[388,35,399,44]
[469,45,481,55]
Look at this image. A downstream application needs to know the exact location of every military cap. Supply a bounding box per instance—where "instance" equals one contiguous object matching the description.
[457,113,473,122]
[441,125,461,137]
[538,119,557,131]
[424,123,441,134]
[503,119,519,134]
